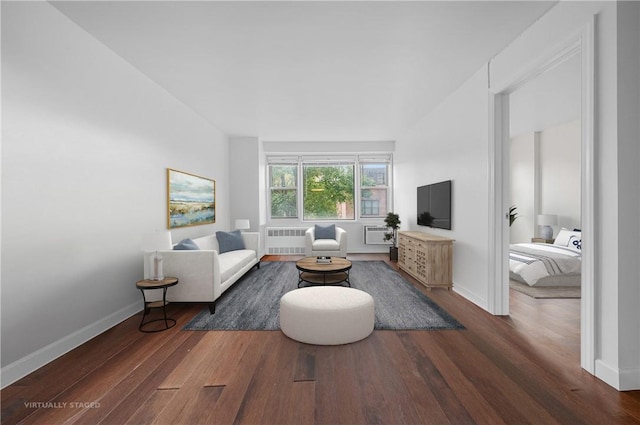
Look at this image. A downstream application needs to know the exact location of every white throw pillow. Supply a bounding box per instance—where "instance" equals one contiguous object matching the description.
[554,228,582,250]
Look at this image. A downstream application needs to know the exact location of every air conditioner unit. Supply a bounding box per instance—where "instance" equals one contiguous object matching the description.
[364,225,391,245]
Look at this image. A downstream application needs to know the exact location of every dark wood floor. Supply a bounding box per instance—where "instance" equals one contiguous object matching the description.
[2,254,640,424]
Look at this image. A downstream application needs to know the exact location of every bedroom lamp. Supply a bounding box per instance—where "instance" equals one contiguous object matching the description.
[235,219,250,232]
[538,214,558,240]
[141,230,172,281]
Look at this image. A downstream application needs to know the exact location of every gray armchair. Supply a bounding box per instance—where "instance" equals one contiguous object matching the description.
[305,225,347,258]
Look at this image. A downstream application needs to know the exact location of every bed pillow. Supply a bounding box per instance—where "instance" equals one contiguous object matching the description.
[173,238,200,250]
[216,230,246,253]
[554,228,582,250]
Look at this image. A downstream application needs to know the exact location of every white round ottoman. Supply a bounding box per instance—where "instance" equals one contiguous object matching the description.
[279,286,375,345]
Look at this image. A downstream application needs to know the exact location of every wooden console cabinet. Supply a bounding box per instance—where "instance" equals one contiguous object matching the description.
[398,231,454,290]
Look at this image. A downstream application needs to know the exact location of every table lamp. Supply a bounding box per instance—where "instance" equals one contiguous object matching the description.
[538,214,558,240]
[141,230,172,280]
[235,219,250,232]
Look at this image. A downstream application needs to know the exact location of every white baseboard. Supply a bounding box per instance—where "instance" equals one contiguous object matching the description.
[1,301,140,389]
[595,359,640,391]
[619,367,640,391]
[452,284,489,313]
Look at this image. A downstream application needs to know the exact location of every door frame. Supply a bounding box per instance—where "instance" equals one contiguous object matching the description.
[487,20,595,373]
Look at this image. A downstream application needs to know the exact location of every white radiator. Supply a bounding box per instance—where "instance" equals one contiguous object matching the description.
[265,227,307,255]
[364,225,391,245]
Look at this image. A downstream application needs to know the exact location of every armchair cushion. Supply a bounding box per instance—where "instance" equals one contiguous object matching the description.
[314,224,336,240]
[216,230,246,253]
[313,239,341,251]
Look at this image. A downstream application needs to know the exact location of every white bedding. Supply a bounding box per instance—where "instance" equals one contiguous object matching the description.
[509,243,581,287]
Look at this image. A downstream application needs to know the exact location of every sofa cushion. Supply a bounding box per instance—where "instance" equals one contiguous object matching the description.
[174,238,200,250]
[218,249,256,282]
[315,224,336,240]
[216,230,246,253]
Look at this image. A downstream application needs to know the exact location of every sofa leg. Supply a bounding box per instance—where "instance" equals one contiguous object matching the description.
[257,262,260,269]
[208,302,216,314]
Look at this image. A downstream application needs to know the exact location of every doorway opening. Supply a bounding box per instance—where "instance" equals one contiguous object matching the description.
[507,53,582,364]
[488,22,595,373]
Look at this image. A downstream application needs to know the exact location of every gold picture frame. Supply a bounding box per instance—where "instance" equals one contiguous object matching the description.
[167,168,215,228]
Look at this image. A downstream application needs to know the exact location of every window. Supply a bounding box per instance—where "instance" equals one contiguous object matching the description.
[267,154,392,221]
[361,199,380,216]
[303,162,355,220]
[269,163,298,218]
[360,161,390,218]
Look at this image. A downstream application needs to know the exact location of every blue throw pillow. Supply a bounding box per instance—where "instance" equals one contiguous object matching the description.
[174,238,200,250]
[216,230,246,253]
[315,224,336,240]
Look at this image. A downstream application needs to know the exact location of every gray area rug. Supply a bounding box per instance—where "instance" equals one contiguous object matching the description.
[183,261,463,331]
[509,279,581,299]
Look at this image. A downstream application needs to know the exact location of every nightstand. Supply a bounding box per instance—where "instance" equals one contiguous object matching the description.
[531,237,554,244]
[136,277,178,332]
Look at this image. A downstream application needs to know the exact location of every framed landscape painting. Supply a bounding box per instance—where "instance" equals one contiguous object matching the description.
[167,168,215,228]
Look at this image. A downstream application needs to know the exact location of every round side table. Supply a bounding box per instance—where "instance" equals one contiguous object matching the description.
[135,277,178,333]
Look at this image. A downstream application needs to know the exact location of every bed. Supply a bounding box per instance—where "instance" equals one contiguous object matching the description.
[509,228,582,287]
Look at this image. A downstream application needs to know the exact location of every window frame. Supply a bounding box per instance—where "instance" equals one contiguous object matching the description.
[267,154,393,222]
[268,161,299,219]
[359,160,391,219]
[302,159,356,221]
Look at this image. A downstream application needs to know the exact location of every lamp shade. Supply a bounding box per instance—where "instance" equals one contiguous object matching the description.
[537,214,558,226]
[141,230,172,252]
[235,219,250,230]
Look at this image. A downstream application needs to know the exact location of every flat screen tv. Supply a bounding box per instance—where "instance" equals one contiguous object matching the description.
[417,180,452,230]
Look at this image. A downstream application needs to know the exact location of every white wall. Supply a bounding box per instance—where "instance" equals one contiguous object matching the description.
[395,66,490,308]
[616,0,640,389]
[510,120,581,243]
[509,133,536,243]
[1,2,228,386]
[508,52,581,244]
[509,54,581,138]
[229,137,260,235]
[539,120,581,232]
[491,1,640,390]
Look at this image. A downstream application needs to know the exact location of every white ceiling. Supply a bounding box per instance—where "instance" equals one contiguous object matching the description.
[51,1,555,141]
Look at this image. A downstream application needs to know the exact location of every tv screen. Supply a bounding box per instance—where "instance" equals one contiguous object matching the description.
[417,180,452,230]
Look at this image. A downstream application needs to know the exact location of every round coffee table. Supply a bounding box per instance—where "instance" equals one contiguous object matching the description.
[295,257,352,287]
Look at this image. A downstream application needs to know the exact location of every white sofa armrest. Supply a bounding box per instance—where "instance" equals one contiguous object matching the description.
[305,227,315,255]
[144,249,221,302]
[241,232,260,259]
[335,227,347,257]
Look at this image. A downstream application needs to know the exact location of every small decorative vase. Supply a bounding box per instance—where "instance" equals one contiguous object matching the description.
[151,252,164,281]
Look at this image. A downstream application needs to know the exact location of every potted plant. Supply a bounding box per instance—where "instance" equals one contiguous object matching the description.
[509,205,519,227]
[383,212,401,261]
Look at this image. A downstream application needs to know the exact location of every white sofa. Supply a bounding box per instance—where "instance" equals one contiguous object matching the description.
[143,232,260,313]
